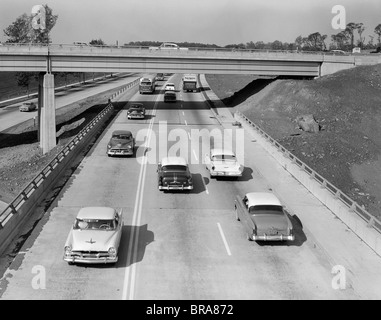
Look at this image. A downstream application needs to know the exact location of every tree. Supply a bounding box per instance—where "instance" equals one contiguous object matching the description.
[356,23,365,48]
[89,39,105,46]
[3,5,58,44]
[307,32,327,51]
[3,5,58,92]
[345,22,357,49]
[375,24,381,45]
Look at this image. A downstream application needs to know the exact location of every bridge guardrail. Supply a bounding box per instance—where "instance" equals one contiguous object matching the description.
[0,102,114,255]
[235,110,381,235]
[0,42,376,57]
[0,77,139,255]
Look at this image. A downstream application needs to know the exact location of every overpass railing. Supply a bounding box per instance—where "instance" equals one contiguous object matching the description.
[235,110,381,235]
[0,42,374,57]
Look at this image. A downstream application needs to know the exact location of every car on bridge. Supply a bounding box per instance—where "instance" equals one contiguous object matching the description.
[234,192,295,242]
[19,102,37,112]
[157,156,193,191]
[63,206,123,265]
[107,130,135,156]
[127,103,145,119]
[205,149,244,178]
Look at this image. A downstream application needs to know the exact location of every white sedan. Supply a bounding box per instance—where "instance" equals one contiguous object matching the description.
[63,207,123,265]
[205,149,244,178]
[164,83,175,91]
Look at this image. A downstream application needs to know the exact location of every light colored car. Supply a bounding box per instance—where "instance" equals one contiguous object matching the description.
[157,156,193,191]
[19,102,37,112]
[205,149,244,178]
[107,130,135,156]
[164,83,175,91]
[63,207,123,264]
[234,192,295,241]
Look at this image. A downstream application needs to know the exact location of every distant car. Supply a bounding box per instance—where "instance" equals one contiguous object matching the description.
[164,91,177,102]
[127,103,145,119]
[157,157,193,191]
[164,83,175,91]
[205,149,244,178]
[234,192,295,241]
[107,130,135,156]
[63,206,123,264]
[19,102,37,112]
[156,73,165,81]
[352,47,361,54]
[330,49,346,55]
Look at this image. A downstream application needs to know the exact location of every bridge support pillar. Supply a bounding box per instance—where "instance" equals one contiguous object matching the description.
[38,73,56,154]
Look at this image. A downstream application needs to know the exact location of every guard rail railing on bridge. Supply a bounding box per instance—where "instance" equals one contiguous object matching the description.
[235,110,381,236]
[0,42,375,57]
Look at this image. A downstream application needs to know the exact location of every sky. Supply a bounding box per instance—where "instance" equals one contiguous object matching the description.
[0,0,380,46]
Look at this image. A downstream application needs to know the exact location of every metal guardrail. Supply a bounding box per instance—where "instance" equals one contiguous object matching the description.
[0,102,114,229]
[0,42,374,57]
[235,110,381,234]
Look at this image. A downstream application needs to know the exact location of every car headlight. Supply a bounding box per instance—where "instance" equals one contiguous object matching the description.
[64,246,72,255]
[107,145,111,149]
[108,247,117,257]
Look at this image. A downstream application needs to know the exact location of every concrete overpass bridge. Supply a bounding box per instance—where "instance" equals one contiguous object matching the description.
[1,43,380,153]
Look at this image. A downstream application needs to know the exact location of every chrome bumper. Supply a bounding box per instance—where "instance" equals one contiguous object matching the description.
[252,234,295,241]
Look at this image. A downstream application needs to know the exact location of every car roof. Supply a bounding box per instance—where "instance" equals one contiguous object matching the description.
[112,130,132,136]
[165,91,176,95]
[77,207,116,220]
[211,149,236,156]
[245,192,283,208]
[161,156,188,166]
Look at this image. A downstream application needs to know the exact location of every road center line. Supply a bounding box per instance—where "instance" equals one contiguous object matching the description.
[122,92,159,300]
[217,223,232,256]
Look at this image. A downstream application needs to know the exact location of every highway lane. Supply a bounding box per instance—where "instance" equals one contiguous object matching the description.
[1,74,381,300]
[0,73,140,133]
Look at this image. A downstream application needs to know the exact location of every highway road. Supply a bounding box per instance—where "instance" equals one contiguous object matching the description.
[0,73,139,133]
[1,74,381,300]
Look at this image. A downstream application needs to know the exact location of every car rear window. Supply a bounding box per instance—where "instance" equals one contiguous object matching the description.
[112,134,132,140]
[162,165,187,172]
[249,205,283,215]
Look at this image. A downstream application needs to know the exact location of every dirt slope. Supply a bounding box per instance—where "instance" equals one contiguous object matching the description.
[206,65,381,219]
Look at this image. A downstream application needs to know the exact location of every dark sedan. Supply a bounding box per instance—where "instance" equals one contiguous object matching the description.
[157,157,193,191]
[107,130,135,157]
[127,103,145,119]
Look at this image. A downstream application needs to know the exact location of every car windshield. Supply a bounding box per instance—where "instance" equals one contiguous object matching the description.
[249,205,283,215]
[74,219,116,230]
[162,165,187,172]
[141,81,152,85]
[130,107,142,112]
[112,134,132,140]
[212,154,236,161]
